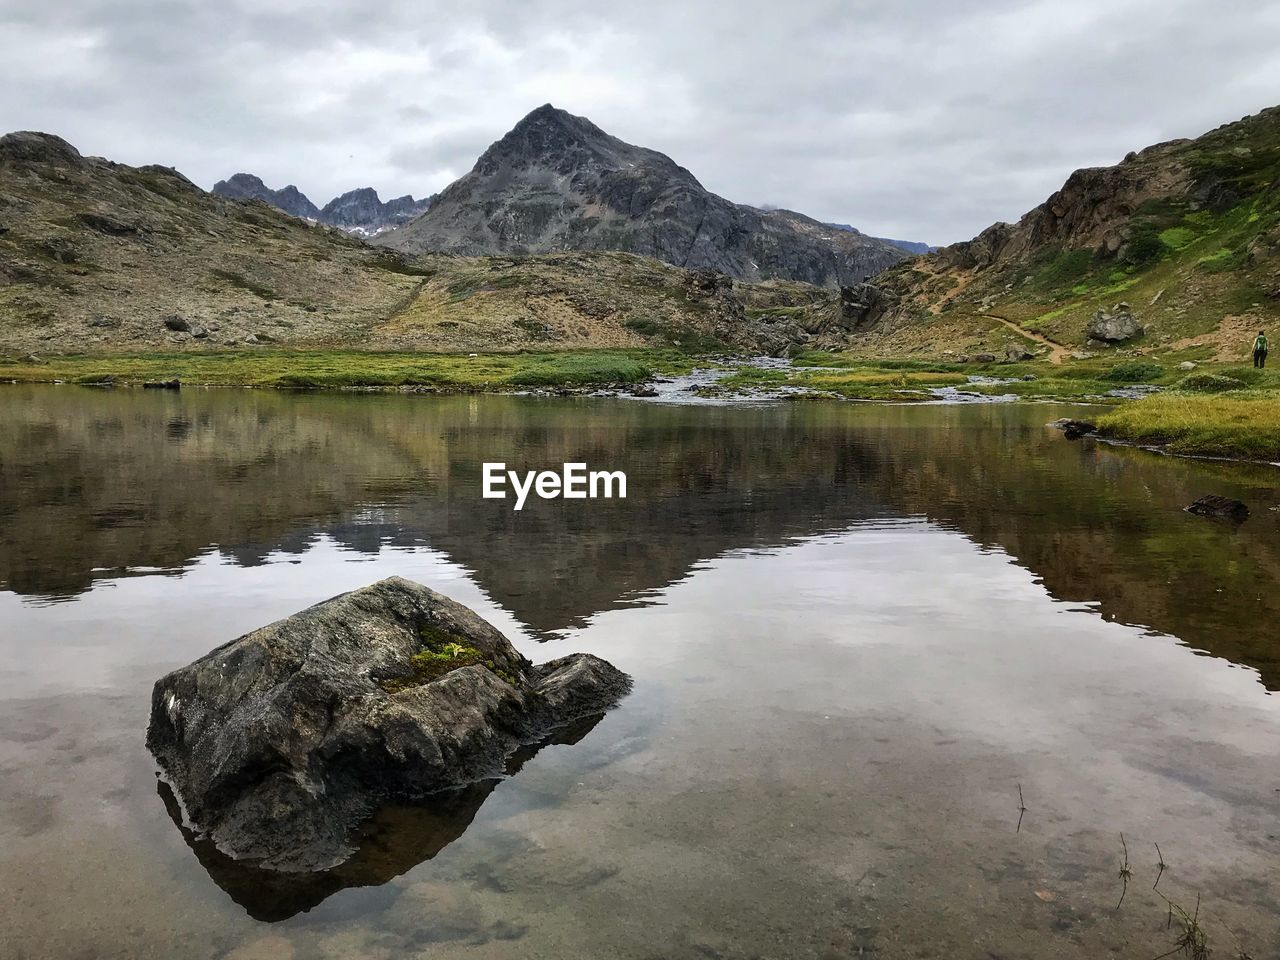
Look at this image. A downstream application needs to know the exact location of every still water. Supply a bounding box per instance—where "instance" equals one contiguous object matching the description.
[2,384,1279,959]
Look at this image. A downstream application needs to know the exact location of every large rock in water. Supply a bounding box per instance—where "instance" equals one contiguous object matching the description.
[146,577,630,871]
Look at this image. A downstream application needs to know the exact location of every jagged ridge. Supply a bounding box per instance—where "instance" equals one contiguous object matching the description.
[212,175,432,237]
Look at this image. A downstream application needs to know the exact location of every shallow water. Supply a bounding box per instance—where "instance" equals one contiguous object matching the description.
[2,384,1279,959]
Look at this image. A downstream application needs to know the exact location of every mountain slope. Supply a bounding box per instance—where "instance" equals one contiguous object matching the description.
[0,131,855,356]
[849,105,1280,360]
[379,104,906,288]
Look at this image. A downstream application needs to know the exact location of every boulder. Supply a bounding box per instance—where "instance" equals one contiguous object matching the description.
[1185,495,1249,522]
[1087,303,1143,342]
[143,378,181,390]
[972,352,997,363]
[1177,361,1196,371]
[163,315,192,333]
[1003,344,1034,362]
[146,577,630,871]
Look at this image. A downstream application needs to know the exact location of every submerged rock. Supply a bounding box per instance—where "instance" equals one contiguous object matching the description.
[1185,495,1249,522]
[1050,418,1098,440]
[147,577,630,871]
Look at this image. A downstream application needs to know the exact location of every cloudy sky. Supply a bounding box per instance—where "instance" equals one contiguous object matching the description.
[2,0,1277,244]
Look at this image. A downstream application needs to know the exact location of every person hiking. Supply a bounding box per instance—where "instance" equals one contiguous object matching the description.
[1254,330,1269,369]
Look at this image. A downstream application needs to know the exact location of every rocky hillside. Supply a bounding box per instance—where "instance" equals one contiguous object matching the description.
[379,104,907,288]
[0,131,859,356]
[850,105,1280,360]
[212,175,432,236]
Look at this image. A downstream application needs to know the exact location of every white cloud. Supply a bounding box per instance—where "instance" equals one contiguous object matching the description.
[0,0,1276,243]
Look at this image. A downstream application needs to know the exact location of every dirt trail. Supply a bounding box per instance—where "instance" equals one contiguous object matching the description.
[904,260,1071,364]
[988,314,1069,364]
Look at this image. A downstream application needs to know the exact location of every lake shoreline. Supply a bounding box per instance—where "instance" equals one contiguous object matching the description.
[3,347,1280,463]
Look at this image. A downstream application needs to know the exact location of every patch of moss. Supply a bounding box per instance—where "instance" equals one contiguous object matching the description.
[1158,226,1197,249]
[379,623,487,693]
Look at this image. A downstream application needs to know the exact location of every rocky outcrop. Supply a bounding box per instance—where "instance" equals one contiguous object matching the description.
[146,577,630,871]
[1087,303,1143,342]
[0,130,84,165]
[379,104,908,287]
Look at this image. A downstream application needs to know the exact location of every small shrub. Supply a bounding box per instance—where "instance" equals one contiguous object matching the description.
[1178,372,1247,393]
[1121,226,1167,267]
[1103,361,1164,383]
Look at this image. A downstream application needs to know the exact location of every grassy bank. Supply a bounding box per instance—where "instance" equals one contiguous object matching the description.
[0,348,694,390]
[1098,393,1280,461]
[716,354,1185,403]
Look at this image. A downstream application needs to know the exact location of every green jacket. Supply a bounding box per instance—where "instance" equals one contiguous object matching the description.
[1256,334,1269,353]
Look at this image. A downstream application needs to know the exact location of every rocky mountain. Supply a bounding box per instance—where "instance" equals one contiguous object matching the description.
[379,104,907,288]
[846,105,1280,360]
[211,173,320,220]
[212,176,432,236]
[318,187,431,237]
[0,131,861,356]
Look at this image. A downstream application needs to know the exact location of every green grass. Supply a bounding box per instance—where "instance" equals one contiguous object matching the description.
[1102,361,1165,382]
[1098,392,1280,461]
[0,348,693,391]
[718,363,967,400]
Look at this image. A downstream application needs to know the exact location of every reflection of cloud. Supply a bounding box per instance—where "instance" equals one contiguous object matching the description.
[1,1,1276,241]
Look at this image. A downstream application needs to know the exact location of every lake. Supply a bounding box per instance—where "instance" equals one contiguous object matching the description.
[2,384,1278,959]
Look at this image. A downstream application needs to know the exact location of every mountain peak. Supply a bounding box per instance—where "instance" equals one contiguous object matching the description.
[381,109,907,287]
[477,104,618,171]
[515,103,581,129]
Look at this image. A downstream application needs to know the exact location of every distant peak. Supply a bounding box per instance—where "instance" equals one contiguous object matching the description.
[331,186,381,203]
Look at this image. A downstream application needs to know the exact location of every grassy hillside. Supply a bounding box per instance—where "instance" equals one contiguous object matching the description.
[861,105,1280,361]
[0,131,846,357]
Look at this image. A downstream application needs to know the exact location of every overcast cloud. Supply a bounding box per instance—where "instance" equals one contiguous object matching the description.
[1,0,1277,243]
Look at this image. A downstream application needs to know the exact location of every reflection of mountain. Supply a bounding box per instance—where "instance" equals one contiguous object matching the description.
[3,385,1279,687]
[161,713,605,922]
